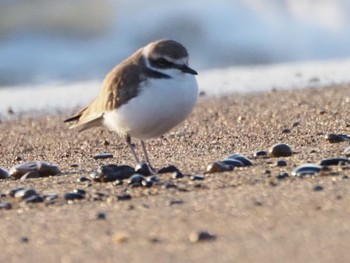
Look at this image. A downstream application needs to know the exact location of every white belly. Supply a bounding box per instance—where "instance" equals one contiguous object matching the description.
[103,75,198,140]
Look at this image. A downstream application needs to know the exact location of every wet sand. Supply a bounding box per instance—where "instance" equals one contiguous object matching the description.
[0,85,349,263]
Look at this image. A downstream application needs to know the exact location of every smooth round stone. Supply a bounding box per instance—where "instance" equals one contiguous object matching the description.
[25,195,44,203]
[90,164,135,182]
[157,165,180,174]
[64,192,85,201]
[189,231,216,242]
[276,160,287,167]
[149,175,160,182]
[96,212,106,220]
[20,171,40,181]
[227,154,253,166]
[282,128,291,133]
[9,161,61,179]
[73,189,86,196]
[135,162,153,176]
[0,167,9,179]
[206,162,233,174]
[14,188,39,200]
[345,146,350,157]
[326,133,350,143]
[269,143,293,157]
[313,185,324,191]
[0,202,12,210]
[319,158,350,166]
[292,164,329,177]
[254,151,268,157]
[93,153,113,160]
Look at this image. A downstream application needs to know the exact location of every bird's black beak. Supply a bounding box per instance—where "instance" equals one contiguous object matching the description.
[179,64,198,75]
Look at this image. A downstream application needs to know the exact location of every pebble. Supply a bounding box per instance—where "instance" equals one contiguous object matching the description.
[326,133,350,143]
[276,172,289,180]
[25,195,44,203]
[189,231,216,242]
[0,167,9,179]
[14,188,39,200]
[313,185,324,191]
[96,212,106,220]
[64,192,85,201]
[172,171,184,179]
[345,146,350,157]
[43,193,58,201]
[117,193,132,201]
[227,154,253,166]
[190,175,205,181]
[0,202,12,210]
[254,150,268,157]
[319,158,350,166]
[90,164,135,182]
[93,153,113,160]
[276,160,287,167]
[269,143,293,157]
[205,161,234,174]
[221,159,244,167]
[292,164,329,177]
[135,162,153,176]
[77,176,91,183]
[9,161,61,179]
[8,187,25,197]
[282,128,291,133]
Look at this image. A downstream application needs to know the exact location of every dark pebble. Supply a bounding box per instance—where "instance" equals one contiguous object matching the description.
[0,202,12,210]
[190,175,205,181]
[282,128,291,133]
[117,193,132,201]
[206,161,233,174]
[276,172,289,180]
[276,160,287,167]
[319,158,350,166]
[149,175,160,182]
[189,231,216,242]
[164,183,178,189]
[20,237,29,243]
[9,161,61,179]
[221,159,244,167]
[342,175,349,180]
[96,212,106,220]
[254,150,268,157]
[90,164,135,182]
[77,176,91,183]
[93,153,113,159]
[292,164,330,177]
[269,143,293,157]
[227,154,253,166]
[25,195,44,203]
[64,192,85,201]
[313,185,324,191]
[0,167,9,179]
[73,189,87,196]
[14,188,39,200]
[326,133,350,143]
[157,165,180,174]
[168,199,184,206]
[135,162,153,176]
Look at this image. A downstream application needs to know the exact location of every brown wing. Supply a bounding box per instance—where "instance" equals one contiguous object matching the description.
[64,50,145,132]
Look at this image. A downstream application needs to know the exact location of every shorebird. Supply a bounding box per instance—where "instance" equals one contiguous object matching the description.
[64,39,198,169]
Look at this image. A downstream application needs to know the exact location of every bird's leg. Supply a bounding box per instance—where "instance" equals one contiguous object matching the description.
[140,140,156,173]
[126,135,140,164]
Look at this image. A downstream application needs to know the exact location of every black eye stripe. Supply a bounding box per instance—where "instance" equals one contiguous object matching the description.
[149,58,176,68]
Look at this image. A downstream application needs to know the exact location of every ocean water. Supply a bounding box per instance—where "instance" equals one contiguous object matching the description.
[0,0,350,113]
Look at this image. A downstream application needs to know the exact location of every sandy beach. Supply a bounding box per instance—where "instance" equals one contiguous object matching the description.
[0,85,349,263]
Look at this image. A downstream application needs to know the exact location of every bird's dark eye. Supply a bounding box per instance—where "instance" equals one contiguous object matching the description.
[156,58,168,66]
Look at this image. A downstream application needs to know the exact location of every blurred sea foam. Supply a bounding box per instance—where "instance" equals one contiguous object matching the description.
[1,0,350,86]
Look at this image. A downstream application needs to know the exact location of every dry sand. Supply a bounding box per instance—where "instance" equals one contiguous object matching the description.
[0,85,349,263]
